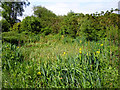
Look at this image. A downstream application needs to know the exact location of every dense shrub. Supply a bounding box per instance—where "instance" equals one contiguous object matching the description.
[2,31,41,45]
[1,19,10,32]
[2,31,28,45]
[20,16,42,34]
[41,26,52,35]
[60,14,78,38]
[10,22,22,33]
[78,17,107,41]
[33,6,57,28]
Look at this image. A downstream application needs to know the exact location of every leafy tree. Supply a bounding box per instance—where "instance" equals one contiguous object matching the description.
[0,0,30,27]
[33,6,56,27]
[33,6,61,34]
[33,6,56,18]
[20,16,42,34]
[0,19,10,32]
[60,12,78,37]
[10,22,21,33]
[50,16,63,34]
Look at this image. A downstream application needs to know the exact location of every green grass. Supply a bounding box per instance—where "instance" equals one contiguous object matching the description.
[0,58,1,88]
[2,35,119,88]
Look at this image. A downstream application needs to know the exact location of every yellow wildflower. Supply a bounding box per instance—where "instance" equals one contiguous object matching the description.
[79,51,82,54]
[17,46,19,48]
[62,52,66,56]
[100,44,103,46]
[87,53,88,56]
[62,35,64,38]
[79,48,82,51]
[37,72,41,75]
[96,51,100,54]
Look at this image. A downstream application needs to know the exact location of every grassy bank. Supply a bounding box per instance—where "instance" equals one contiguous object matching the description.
[2,34,119,88]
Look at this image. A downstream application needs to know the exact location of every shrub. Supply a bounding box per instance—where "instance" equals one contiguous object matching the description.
[59,15,78,38]
[2,31,28,45]
[20,16,42,34]
[41,26,52,35]
[1,19,10,32]
[10,22,22,33]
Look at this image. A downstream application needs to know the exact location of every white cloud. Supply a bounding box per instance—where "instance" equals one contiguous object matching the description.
[45,3,70,15]
[43,1,118,15]
[18,0,119,20]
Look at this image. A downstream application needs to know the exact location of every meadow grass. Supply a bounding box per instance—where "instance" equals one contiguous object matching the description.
[2,35,119,88]
[0,39,2,88]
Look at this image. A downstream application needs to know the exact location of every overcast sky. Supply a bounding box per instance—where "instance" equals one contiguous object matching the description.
[1,0,120,20]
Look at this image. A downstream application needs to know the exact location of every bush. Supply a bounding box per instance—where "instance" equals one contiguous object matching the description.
[20,16,42,34]
[10,22,22,33]
[41,26,52,35]
[1,19,10,32]
[28,33,40,43]
[2,31,28,45]
[59,15,78,38]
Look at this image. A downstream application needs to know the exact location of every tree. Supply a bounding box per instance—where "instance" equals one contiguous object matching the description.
[20,16,42,34]
[33,6,56,18]
[33,6,58,34]
[60,12,78,37]
[0,19,11,32]
[33,6,56,28]
[0,0,30,27]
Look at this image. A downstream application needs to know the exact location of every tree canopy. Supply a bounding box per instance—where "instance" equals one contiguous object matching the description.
[0,0,30,27]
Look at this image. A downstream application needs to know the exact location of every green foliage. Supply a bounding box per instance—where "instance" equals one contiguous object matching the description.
[106,25,118,41]
[1,7,119,41]
[33,6,63,35]
[2,7,119,88]
[27,33,40,43]
[21,16,42,34]
[2,31,28,45]
[78,16,107,41]
[62,35,74,44]
[10,22,22,32]
[33,6,56,28]
[1,19,10,32]
[0,1,30,27]
[50,17,62,34]
[2,43,24,71]
[60,13,78,38]
[41,26,52,35]
[2,36,119,88]
[2,31,41,45]
[79,18,94,40]
[33,6,56,19]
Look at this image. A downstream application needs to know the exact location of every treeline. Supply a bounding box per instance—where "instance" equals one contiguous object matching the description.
[1,5,119,41]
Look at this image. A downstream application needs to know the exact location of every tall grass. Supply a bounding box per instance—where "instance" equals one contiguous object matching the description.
[0,39,2,88]
[2,35,119,88]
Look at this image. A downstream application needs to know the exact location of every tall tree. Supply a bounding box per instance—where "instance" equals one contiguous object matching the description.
[0,0,30,27]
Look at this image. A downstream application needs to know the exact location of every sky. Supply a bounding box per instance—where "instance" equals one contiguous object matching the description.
[0,0,120,20]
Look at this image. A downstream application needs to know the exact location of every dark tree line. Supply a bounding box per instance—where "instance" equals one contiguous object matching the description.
[1,1,119,41]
